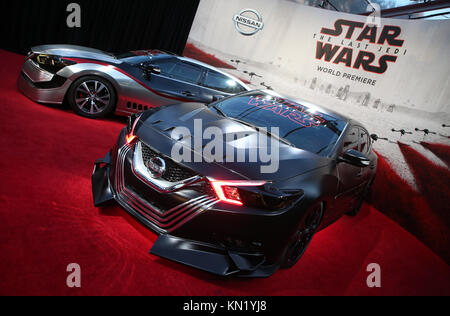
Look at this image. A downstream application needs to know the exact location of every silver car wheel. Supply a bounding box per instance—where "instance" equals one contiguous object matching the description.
[75,80,111,115]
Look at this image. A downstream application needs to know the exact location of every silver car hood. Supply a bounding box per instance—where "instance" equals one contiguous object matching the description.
[31,44,121,64]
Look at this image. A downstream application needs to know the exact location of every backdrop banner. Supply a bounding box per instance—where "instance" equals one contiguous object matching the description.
[187,0,450,114]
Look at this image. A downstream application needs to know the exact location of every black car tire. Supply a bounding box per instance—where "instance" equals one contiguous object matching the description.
[67,76,117,119]
[281,202,324,269]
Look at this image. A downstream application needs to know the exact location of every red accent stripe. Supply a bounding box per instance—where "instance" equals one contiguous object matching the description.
[64,57,192,103]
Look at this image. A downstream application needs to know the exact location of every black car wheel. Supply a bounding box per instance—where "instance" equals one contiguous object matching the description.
[68,76,116,118]
[281,203,324,269]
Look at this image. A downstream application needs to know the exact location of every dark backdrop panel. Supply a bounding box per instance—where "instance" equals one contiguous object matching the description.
[3,0,200,55]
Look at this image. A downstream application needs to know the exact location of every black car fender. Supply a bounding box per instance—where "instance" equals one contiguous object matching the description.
[275,164,338,230]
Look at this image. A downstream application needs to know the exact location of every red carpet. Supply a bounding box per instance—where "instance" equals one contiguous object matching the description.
[0,50,449,295]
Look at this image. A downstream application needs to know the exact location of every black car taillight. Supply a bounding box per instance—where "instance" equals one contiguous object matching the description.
[31,54,77,73]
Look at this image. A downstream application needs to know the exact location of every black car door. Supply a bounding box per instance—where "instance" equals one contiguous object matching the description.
[335,126,366,213]
[143,59,203,102]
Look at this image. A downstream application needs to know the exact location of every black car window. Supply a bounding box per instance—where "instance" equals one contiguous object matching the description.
[212,92,347,156]
[152,59,177,76]
[343,127,360,152]
[169,62,202,84]
[204,71,246,94]
[359,129,370,154]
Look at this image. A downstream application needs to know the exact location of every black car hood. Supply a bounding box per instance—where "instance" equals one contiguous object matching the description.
[135,103,331,182]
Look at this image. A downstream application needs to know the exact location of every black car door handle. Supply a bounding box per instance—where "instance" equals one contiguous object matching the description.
[356,172,363,178]
[182,91,195,97]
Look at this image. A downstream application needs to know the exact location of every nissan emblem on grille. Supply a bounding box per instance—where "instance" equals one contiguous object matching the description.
[146,157,166,179]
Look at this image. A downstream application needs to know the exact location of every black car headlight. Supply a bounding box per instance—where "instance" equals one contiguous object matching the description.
[126,113,143,144]
[30,54,77,73]
[210,180,303,210]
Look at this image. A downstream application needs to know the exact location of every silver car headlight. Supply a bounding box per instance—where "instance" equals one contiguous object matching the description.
[29,54,77,73]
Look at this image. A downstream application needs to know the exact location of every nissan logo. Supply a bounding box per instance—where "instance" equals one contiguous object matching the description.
[146,157,166,179]
[233,8,264,36]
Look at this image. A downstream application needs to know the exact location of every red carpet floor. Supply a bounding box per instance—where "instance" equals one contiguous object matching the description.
[0,50,449,296]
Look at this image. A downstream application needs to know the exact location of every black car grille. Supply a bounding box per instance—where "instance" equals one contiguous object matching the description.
[196,182,217,197]
[114,145,219,234]
[141,142,198,183]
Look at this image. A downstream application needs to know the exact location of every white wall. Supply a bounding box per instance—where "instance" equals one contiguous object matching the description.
[189,0,450,113]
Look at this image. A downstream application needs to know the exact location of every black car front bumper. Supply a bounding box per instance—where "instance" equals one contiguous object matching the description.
[92,155,280,277]
[151,234,279,277]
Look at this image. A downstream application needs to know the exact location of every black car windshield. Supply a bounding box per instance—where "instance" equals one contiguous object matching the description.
[211,92,347,156]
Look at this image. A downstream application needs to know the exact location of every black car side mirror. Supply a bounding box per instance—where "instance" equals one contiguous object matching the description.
[147,64,161,75]
[338,149,370,168]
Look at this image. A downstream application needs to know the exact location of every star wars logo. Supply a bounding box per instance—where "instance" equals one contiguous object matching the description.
[314,19,407,75]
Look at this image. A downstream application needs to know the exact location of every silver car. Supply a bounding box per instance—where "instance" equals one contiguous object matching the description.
[18,45,250,118]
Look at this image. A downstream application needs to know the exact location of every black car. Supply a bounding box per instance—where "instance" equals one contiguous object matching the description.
[92,90,377,277]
